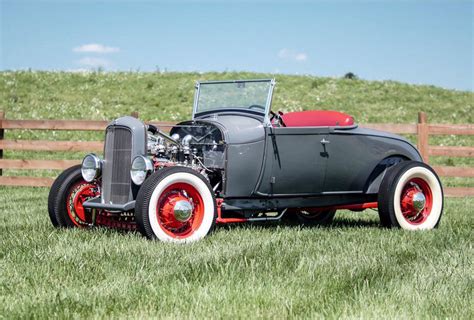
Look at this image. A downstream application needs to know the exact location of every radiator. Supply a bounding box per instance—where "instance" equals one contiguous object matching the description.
[102,126,132,204]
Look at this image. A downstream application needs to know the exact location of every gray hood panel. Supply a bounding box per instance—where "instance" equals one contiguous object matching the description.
[198,114,265,144]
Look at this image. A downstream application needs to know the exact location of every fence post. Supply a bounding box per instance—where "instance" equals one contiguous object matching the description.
[131,111,139,118]
[0,111,4,176]
[417,112,429,163]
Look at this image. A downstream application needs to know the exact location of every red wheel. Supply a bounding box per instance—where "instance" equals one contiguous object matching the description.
[135,167,217,242]
[378,161,443,230]
[399,178,433,225]
[48,165,99,228]
[66,182,99,227]
[156,183,205,238]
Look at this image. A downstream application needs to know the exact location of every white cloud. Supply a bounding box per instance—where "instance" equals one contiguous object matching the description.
[77,57,110,68]
[278,48,308,62]
[73,43,120,54]
[294,53,308,61]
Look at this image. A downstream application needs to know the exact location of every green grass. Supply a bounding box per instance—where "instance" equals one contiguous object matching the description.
[0,187,472,319]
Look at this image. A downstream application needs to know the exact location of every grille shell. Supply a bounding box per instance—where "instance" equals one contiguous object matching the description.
[102,126,133,204]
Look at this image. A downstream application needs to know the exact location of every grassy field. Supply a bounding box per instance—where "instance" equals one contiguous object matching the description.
[0,71,473,318]
[0,187,472,319]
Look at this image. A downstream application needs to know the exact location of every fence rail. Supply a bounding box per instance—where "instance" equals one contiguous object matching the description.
[0,111,472,197]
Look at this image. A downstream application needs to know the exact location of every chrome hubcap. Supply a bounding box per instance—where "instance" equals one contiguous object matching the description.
[173,200,193,222]
[412,192,426,214]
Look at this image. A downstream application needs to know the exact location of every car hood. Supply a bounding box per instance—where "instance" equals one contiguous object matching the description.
[196,114,266,144]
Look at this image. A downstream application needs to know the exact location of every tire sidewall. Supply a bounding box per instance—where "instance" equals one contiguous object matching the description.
[48,165,82,227]
[379,161,444,230]
[54,166,91,227]
[136,167,216,243]
[392,165,443,230]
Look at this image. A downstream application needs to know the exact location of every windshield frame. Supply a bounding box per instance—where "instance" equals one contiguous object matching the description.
[192,79,275,123]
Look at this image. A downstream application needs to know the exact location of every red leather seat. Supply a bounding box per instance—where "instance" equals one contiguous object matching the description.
[280,110,355,127]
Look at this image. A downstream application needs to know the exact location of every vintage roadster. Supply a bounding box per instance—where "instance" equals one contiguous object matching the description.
[48,79,444,242]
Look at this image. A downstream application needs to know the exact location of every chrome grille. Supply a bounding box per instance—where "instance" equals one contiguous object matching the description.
[102,126,132,204]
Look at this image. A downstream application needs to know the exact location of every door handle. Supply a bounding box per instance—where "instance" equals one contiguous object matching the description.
[320,138,330,145]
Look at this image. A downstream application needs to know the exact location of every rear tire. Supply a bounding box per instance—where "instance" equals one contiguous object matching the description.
[135,167,217,243]
[378,161,444,230]
[285,209,336,226]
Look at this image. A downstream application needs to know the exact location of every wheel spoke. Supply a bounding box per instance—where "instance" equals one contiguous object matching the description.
[67,182,99,227]
[399,177,433,225]
[156,182,205,238]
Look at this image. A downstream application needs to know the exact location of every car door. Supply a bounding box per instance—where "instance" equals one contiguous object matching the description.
[256,126,329,196]
[322,129,382,193]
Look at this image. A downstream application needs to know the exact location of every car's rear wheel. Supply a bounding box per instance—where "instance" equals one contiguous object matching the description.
[48,165,99,228]
[378,161,443,230]
[285,208,336,226]
[135,167,217,243]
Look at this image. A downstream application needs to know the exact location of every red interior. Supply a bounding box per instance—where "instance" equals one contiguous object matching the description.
[280,110,355,127]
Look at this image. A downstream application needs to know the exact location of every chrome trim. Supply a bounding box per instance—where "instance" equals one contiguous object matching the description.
[83,197,135,212]
[263,79,276,126]
[192,81,201,119]
[102,126,133,204]
[173,200,193,222]
[132,155,153,171]
[197,78,275,84]
[412,192,426,213]
[130,155,153,185]
[81,153,102,182]
[247,209,287,222]
[156,130,182,147]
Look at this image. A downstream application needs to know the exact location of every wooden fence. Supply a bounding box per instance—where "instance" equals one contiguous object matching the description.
[0,111,473,197]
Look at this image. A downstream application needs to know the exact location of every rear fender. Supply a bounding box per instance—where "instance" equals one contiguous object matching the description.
[365,156,408,194]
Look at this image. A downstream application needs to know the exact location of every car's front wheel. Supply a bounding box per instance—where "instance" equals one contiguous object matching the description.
[378,161,444,230]
[135,167,217,243]
[48,165,99,228]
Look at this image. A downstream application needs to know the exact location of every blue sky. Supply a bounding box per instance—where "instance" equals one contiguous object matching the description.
[1,0,473,91]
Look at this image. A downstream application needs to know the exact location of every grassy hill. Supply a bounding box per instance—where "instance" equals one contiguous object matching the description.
[1,71,472,184]
[1,70,472,124]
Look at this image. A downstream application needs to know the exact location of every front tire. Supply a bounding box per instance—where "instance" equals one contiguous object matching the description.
[378,161,444,230]
[135,167,217,243]
[48,165,99,228]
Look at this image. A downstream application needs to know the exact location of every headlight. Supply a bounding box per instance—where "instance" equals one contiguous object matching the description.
[81,154,101,182]
[131,156,153,185]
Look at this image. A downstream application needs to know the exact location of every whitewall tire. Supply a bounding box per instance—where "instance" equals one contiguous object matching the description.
[378,161,444,230]
[135,167,217,243]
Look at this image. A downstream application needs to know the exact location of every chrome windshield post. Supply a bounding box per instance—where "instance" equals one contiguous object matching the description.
[263,78,276,127]
[192,82,201,119]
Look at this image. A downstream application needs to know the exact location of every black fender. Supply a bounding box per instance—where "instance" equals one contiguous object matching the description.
[364,156,410,194]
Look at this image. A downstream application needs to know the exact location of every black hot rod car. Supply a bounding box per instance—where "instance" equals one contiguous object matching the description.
[48,79,444,242]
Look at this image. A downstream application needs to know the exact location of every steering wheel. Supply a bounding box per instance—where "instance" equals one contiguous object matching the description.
[249,105,286,127]
[270,110,286,127]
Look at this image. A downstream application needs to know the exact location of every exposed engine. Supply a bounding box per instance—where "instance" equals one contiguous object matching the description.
[146,122,226,193]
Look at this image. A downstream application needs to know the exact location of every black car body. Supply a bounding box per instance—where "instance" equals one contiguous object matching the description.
[48,79,444,242]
